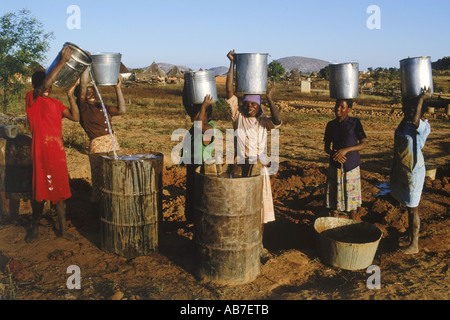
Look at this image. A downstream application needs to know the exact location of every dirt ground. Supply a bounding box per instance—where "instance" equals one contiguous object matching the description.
[0,93,449,302]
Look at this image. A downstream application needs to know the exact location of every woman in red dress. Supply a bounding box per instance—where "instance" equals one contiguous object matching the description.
[25,46,80,243]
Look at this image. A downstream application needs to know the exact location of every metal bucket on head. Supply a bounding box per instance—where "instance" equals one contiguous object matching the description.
[184,70,218,105]
[235,53,268,94]
[314,217,382,270]
[329,62,359,99]
[46,42,92,90]
[90,53,122,86]
[100,152,164,258]
[193,164,263,284]
[400,56,433,99]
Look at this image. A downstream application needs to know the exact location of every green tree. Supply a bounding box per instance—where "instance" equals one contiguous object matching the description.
[0,9,53,113]
[268,60,285,82]
[318,66,329,80]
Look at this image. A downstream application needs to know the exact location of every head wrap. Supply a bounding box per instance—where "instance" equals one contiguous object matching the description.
[243,94,261,106]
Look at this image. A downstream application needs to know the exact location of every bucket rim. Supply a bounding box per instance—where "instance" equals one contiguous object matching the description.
[399,56,431,63]
[99,151,164,161]
[63,42,92,64]
[329,62,359,67]
[313,216,383,246]
[235,53,269,56]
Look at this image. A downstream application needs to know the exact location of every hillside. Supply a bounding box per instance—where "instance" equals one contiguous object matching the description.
[276,56,329,74]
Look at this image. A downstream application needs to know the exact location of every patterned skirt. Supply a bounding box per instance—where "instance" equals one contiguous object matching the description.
[88,134,120,203]
[326,165,362,212]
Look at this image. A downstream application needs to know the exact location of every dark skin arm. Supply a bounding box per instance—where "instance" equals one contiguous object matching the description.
[196,94,214,146]
[64,82,80,122]
[328,138,367,164]
[78,65,90,104]
[412,86,432,127]
[32,46,73,103]
[265,81,282,128]
[226,49,235,99]
[107,76,126,116]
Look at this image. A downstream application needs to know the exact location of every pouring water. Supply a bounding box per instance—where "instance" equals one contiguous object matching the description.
[89,68,118,160]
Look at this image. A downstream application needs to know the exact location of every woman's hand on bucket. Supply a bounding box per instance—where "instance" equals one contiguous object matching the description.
[227,50,235,62]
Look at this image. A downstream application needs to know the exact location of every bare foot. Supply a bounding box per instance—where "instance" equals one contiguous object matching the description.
[399,245,419,254]
[60,231,78,242]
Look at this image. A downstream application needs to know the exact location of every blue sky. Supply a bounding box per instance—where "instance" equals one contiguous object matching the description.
[1,0,449,71]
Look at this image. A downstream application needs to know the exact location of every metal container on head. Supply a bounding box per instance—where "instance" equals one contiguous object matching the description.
[184,70,218,105]
[46,42,92,90]
[90,52,122,86]
[235,53,268,94]
[400,56,433,99]
[329,62,359,99]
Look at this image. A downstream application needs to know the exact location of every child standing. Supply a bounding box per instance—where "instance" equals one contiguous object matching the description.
[324,99,367,219]
[182,83,215,223]
[25,46,80,243]
[390,87,431,254]
[225,49,282,258]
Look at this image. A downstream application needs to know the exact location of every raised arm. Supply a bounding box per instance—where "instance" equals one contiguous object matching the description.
[63,82,80,122]
[226,50,235,99]
[109,76,126,116]
[265,81,281,127]
[78,65,91,104]
[33,46,73,101]
[412,86,432,127]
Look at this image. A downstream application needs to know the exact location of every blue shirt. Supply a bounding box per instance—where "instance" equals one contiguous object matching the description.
[324,116,367,172]
[390,119,430,207]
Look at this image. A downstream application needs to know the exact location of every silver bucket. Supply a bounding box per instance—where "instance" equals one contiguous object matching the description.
[46,42,92,90]
[329,62,359,99]
[235,53,268,94]
[90,53,122,86]
[184,70,218,105]
[400,56,433,99]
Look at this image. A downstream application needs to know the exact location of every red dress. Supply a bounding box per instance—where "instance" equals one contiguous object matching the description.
[26,91,72,203]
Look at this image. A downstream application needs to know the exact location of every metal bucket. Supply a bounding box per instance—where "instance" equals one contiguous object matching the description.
[193,165,263,284]
[90,53,122,86]
[314,217,382,270]
[46,42,92,90]
[184,70,218,105]
[400,56,433,99]
[100,152,164,257]
[329,62,359,99]
[235,53,268,94]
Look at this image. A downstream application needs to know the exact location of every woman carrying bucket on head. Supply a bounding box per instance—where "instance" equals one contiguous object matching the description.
[181,80,216,224]
[324,99,367,220]
[75,61,126,205]
[225,49,282,260]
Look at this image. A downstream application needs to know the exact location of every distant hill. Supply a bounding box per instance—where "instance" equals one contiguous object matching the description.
[157,63,192,73]
[432,57,450,70]
[276,56,329,74]
[207,66,228,76]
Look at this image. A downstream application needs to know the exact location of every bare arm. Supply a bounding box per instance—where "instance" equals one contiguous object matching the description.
[226,50,235,99]
[63,82,80,122]
[109,77,126,116]
[412,86,432,127]
[198,94,214,145]
[78,66,90,104]
[333,138,367,164]
[265,81,281,128]
[33,46,73,102]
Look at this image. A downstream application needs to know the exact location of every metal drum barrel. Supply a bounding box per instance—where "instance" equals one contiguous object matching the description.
[46,42,92,90]
[193,166,263,284]
[100,152,164,257]
[235,53,268,94]
[329,62,359,99]
[184,70,218,105]
[0,135,32,217]
[90,53,122,86]
[400,56,434,99]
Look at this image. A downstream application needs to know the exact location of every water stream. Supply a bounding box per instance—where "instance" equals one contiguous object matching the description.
[89,68,118,160]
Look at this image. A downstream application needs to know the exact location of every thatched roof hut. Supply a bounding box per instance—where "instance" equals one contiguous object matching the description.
[167,65,184,78]
[144,62,167,79]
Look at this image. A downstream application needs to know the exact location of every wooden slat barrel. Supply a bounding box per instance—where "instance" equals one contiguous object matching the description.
[100,152,163,257]
[0,135,33,218]
[193,166,263,284]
